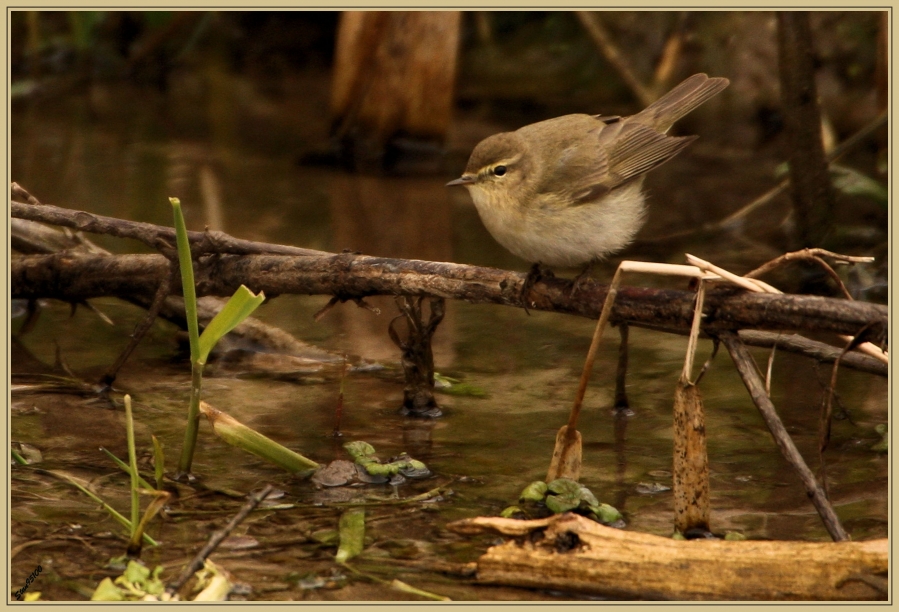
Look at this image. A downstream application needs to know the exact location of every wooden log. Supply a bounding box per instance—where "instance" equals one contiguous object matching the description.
[330,11,461,169]
[447,514,888,600]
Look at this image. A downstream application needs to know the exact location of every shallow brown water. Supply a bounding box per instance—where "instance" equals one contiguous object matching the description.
[10,76,888,601]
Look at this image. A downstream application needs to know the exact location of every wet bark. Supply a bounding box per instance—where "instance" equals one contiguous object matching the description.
[672,379,709,535]
[11,250,888,346]
[388,297,446,417]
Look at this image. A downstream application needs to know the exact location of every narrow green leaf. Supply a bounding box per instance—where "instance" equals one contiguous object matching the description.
[49,470,157,546]
[389,578,451,601]
[99,448,154,491]
[151,435,165,490]
[197,285,265,363]
[170,198,200,364]
[335,507,365,563]
[124,395,140,541]
[831,164,888,207]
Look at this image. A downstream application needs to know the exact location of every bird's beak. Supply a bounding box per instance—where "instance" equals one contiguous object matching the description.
[446,175,475,187]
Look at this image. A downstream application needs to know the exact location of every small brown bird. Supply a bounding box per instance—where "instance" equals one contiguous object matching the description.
[447,73,729,277]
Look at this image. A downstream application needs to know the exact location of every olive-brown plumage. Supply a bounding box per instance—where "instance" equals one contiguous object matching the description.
[447,73,729,268]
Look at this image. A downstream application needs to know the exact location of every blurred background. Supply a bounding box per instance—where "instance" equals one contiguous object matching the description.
[9,13,889,577]
[10,9,889,346]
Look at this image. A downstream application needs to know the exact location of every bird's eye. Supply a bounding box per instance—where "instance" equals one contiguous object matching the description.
[493,165,507,176]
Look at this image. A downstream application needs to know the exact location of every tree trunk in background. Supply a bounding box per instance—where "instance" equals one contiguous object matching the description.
[330,11,462,172]
[776,11,836,248]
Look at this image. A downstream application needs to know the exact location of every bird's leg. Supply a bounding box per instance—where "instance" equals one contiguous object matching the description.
[570,260,596,296]
[519,263,553,313]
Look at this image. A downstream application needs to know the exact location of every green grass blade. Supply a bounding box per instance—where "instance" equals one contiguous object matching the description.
[124,395,140,540]
[170,197,199,364]
[99,448,154,491]
[49,470,157,546]
[151,435,165,490]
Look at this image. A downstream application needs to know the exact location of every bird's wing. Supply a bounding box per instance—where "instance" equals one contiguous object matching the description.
[536,121,695,206]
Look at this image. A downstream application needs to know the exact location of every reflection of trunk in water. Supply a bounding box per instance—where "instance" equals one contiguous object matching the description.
[328,173,457,370]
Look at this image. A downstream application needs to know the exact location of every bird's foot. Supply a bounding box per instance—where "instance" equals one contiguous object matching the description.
[520,263,553,314]
[570,262,596,296]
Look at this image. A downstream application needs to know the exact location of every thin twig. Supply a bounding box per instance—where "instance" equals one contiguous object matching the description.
[614,323,629,409]
[745,248,874,279]
[744,248,873,301]
[687,253,888,364]
[738,330,886,377]
[575,12,655,107]
[100,266,174,388]
[682,280,706,383]
[165,485,274,597]
[817,335,855,498]
[764,342,777,397]
[720,332,849,542]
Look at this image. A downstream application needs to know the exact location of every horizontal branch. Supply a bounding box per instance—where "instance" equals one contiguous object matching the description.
[11,251,888,345]
[10,200,327,257]
[737,330,887,377]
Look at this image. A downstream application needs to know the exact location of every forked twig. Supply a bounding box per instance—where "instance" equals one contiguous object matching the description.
[165,485,274,597]
[687,253,887,364]
[745,248,874,301]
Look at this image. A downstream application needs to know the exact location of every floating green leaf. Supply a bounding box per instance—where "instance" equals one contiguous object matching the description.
[519,481,548,502]
[578,485,600,508]
[591,503,622,524]
[335,507,365,563]
[91,561,165,601]
[344,441,377,461]
[500,506,523,518]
